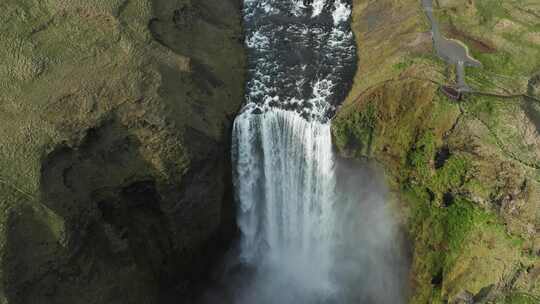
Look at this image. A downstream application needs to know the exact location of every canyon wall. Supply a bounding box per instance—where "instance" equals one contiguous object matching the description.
[0,0,245,303]
[333,0,540,303]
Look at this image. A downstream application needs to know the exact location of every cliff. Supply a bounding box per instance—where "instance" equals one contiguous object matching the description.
[333,0,540,303]
[0,0,245,303]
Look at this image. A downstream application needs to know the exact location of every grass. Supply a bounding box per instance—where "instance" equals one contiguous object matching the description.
[438,0,540,94]
[339,0,540,301]
[475,0,508,26]
[0,0,246,301]
[406,182,522,303]
[505,293,540,304]
[333,78,535,303]
[332,102,376,157]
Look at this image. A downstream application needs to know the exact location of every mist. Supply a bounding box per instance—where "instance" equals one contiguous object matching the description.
[331,158,410,304]
[199,156,409,304]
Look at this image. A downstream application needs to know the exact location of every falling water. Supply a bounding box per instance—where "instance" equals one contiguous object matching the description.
[227,1,406,303]
[233,110,337,299]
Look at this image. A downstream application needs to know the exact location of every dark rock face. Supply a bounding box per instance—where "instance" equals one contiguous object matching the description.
[0,0,245,303]
[434,146,451,169]
[524,74,540,132]
[529,74,540,99]
[451,291,474,304]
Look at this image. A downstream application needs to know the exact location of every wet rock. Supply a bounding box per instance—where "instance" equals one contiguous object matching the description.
[442,192,454,207]
[472,284,495,303]
[452,291,474,304]
[435,146,451,169]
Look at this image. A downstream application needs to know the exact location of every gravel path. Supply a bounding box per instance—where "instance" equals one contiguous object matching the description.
[422,0,481,91]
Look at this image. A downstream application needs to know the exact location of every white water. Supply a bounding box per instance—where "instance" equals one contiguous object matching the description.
[231,109,407,304]
[233,109,337,298]
[226,1,407,303]
[242,0,356,120]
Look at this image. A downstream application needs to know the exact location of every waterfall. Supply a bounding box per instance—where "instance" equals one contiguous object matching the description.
[233,109,337,296]
[227,1,407,303]
[232,0,355,301]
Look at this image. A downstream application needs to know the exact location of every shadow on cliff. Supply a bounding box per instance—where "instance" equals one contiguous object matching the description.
[4,119,170,304]
[524,74,540,132]
[3,117,236,304]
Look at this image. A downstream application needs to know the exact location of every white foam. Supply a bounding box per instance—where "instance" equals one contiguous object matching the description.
[327,28,355,56]
[332,0,351,25]
[291,0,306,16]
[309,79,336,117]
[262,2,278,14]
[243,0,355,119]
[246,30,270,49]
[233,109,337,292]
[230,1,408,303]
[311,0,326,17]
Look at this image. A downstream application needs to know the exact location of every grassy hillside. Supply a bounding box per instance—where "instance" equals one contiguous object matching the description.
[334,0,540,303]
[0,0,245,303]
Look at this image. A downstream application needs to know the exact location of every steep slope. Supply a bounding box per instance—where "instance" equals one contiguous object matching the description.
[0,0,245,303]
[333,0,540,303]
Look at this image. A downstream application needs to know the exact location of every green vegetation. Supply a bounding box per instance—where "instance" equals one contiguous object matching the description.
[0,0,246,302]
[334,84,536,301]
[405,185,518,303]
[504,293,540,304]
[475,0,508,26]
[332,102,376,157]
[337,0,540,303]
[435,0,540,95]
[334,4,540,294]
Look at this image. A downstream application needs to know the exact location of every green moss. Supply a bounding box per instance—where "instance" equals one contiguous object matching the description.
[407,131,436,179]
[406,128,470,196]
[475,0,508,25]
[407,187,488,269]
[332,102,376,157]
[395,104,522,301]
[434,156,470,191]
[444,198,493,268]
[406,181,520,301]
[393,59,414,72]
[505,293,540,304]
[405,187,445,304]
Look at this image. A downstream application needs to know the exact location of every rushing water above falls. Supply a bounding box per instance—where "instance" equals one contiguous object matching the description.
[227,1,407,303]
[241,0,356,120]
